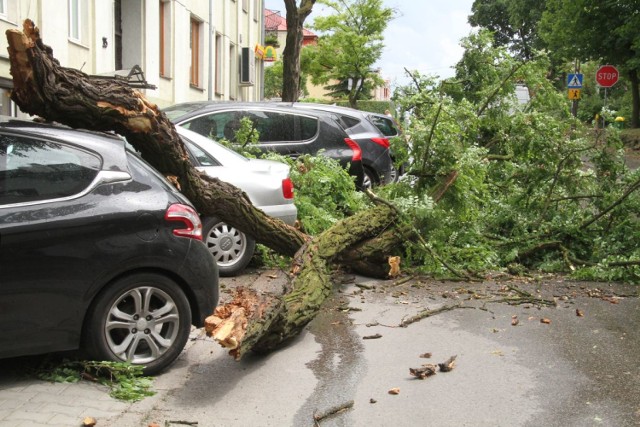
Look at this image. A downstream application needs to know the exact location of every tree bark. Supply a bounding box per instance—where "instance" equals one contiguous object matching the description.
[281,0,316,102]
[628,69,639,129]
[5,19,403,358]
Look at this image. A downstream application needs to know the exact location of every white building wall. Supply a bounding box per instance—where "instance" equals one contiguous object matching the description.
[0,0,264,116]
[93,1,114,74]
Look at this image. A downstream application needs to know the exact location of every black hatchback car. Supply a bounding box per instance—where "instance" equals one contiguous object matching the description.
[0,118,219,375]
[162,102,365,189]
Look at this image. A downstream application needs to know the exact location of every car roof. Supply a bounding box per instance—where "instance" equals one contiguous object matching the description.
[163,101,341,122]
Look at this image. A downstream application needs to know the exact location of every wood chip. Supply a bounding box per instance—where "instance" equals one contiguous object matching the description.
[410,364,437,379]
[576,309,584,317]
[438,355,457,372]
[388,387,400,395]
[82,418,97,427]
[540,318,552,324]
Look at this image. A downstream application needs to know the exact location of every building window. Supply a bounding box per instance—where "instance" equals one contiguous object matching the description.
[242,0,248,13]
[159,0,171,77]
[0,0,7,18]
[253,0,259,21]
[215,33,223,95]
[69,0,81,41]
[190,18,202,87]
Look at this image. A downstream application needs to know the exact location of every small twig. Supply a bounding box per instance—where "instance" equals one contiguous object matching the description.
[505,285,533,298]
[313,400,355,424]
[392,275,415,286]
[168,421,199,426]
[363,333,382,340]
[400,303,465,327]
[490,297,556,307]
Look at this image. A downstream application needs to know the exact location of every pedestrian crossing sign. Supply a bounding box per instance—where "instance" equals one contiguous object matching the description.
[567,73,583,89]
[568,89,581,100]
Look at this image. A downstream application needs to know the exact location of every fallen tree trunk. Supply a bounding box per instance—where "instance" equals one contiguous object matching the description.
[5,19,403,357]
[206,203,398,359]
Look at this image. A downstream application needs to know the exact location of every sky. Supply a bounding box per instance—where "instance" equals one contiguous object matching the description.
[263,0,476,90]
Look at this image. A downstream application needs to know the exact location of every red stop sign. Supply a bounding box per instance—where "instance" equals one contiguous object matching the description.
[596,65,619,87]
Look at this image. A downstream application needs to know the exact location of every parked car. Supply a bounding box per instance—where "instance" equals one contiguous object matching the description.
[0,117,219,375]
[163,102,365,189]
[365,111,406,181]
[176,126,297,276]
[281,103,394,188]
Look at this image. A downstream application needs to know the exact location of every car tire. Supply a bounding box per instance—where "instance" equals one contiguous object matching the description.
[362,168,378,189]
[83,273,192,376]
[202,217,256,277]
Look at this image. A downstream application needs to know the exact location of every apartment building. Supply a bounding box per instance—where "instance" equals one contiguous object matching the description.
[0,0,265,118]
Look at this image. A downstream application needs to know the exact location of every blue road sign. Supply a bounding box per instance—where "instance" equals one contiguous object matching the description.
[567,73,583,89]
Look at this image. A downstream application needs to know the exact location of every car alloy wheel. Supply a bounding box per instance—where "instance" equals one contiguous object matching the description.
[83,273,191,375]
[202,217,256,276]
[362,168,377,189]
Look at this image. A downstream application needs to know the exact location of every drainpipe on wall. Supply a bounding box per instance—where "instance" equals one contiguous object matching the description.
[208,0,213,100]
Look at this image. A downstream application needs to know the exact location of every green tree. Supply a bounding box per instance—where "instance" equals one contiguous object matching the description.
[281,0,317,102]
[468,0,547,60]
[539,0,640,128]
[305,0,394,108]
[264,62,284,99]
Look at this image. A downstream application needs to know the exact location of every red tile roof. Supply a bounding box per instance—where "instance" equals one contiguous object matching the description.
[264,8,317,38]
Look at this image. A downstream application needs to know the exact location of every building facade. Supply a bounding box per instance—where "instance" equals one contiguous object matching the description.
[0,0,265,118]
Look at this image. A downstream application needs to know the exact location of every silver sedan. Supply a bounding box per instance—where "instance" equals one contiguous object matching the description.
[176,126,297,276]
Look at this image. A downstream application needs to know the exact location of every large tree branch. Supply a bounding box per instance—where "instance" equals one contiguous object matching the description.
[6,20,308,256]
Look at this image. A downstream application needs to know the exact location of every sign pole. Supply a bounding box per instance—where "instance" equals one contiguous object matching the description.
[571,59,580,118]
[595,64,619,128]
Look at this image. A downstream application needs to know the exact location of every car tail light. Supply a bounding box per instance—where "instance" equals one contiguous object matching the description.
[282,177,294,199]
[165,203,203,240]
[344,138,362,161]
[371,137,390,149]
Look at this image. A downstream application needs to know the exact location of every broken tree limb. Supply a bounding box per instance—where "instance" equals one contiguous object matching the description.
[206,203,399,358]
[6,19,405,357]
[5,19,308,257]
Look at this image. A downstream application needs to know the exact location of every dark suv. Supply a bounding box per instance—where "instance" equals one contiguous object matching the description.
[162,102,365,189]
[282,103,395,188]
[0,117,219,375]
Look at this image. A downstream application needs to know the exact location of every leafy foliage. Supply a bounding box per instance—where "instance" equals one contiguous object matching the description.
[272,152,367,235]
[34,359,155,401]
[306,0,394,107]
[386,30,640,282]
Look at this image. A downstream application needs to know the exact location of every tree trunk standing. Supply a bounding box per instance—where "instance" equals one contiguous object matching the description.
[6,19,404,358]
[281,0,316,102]
[628,69,639,129]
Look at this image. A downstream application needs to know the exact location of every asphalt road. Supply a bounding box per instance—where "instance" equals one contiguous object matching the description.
[104,270,640,427]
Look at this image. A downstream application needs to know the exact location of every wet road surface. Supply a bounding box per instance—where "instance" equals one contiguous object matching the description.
[106,270,639,427]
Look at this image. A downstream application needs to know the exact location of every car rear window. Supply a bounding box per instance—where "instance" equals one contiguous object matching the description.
[0,135,101,205]
[369,115,399,137]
